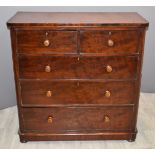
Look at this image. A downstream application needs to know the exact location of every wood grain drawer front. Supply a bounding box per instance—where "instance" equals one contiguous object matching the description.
[19,56,138,79]
[20,80,135,106]
[17,30,77,53]
[22,107,134,132]
[80,31,139,54]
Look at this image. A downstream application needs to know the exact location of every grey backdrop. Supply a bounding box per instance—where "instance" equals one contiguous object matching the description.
[0,6,155,109]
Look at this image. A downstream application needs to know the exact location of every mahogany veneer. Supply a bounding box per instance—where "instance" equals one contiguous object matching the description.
[17,30,77,53]
[19,55,138,79]
[20,80,135,106]
[7,12,149,142]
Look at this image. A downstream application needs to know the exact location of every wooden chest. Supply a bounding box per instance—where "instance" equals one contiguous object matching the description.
[7,12,149,142]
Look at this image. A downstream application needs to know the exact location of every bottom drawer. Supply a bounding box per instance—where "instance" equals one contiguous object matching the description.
[21,107,134,132]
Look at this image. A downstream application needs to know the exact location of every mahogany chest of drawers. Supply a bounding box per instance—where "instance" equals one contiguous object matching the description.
[7,12,149,142]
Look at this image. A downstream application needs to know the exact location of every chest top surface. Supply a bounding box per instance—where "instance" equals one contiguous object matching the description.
[7,12,148,28]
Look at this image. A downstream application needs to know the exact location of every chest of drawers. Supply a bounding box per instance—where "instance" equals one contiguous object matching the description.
[7,12,148,142]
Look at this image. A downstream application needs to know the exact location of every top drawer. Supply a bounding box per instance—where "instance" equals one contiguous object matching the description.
[17,30,77,53]
[80,30,140,54]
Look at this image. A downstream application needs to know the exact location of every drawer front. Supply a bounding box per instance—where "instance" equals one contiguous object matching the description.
[22,107,134,132]
[20,81,135,106]
[17,30,77,53]
[80,30,139,54]
[19,56,138,79]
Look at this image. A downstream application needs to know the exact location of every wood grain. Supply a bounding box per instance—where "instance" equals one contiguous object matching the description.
[19,55,138,79]
[80,30,140,54]
[21,106,134,132]
[17,30,77,53]
[7,12,149,28]
[20,80,136,106]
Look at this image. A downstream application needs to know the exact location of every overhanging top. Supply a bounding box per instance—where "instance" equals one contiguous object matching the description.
[7,12,149,28]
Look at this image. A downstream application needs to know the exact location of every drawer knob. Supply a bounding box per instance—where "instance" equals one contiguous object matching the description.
[104,115,110,123]
[44,39,50,47]
[106,65,112,73]
[105,90,111,98]
[46,90,52,97]
[45,65,51,72]
[47,116,53,123]
[108,39,114,47]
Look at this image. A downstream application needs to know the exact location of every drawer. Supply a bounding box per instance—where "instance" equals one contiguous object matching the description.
[20,80,135,106]
[22,107,134,132]
[80,30,140,54]
[17,30,77,53]
[19,56,138,79]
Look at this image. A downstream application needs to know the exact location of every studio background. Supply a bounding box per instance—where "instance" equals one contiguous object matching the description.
[0,6,154,109]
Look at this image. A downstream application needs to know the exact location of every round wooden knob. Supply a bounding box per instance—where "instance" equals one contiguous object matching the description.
[45,65,51,72]
[44,39,50,47]
[47,116,53,123]
[108,39,114,47]
[46,90,52,97]
[105,90,111,98]
[106,65,112,73]
[104,115,110,123]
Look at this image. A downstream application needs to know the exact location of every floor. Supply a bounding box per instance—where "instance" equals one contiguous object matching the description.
[0,93,155,149]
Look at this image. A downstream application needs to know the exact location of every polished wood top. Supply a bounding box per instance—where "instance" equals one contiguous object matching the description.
[7,12,149,28]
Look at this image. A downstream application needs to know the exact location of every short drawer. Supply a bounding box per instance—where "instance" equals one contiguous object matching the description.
[19,55,138,79]
[80,30,140,54]
[20,80,135,106]
[22,107,134,132]
[17,30,77,53]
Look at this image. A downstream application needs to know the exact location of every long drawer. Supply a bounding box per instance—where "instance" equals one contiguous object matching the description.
[20,80,135,106]
[19,55,138,79]
[80,30,140,54]
[17,30,77,53]
[21,106,134,132]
